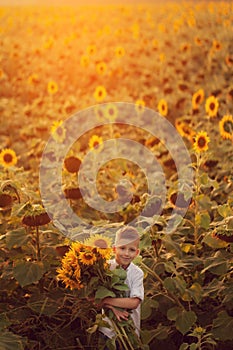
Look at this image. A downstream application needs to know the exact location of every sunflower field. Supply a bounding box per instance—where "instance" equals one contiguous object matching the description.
[0,1,233,349]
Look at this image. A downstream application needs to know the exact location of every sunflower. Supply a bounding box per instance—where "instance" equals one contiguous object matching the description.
[86,44,96,55]
[225,54,233,67]
[194,36,203,46]
[80,54,90,67]
[47,80,58,95]
[192,89,205,110]
[93,85,107,102]
[96,61,107,75]
[104,103,118,121]
[205,95,219,117]
[79,250,97,265]
[84,234,112,249]
[176,121,196,143]
[27,73,39,85]
[212,39,222,51]
[115,46,125,58]
[219,114,233,140]
[193,131,210,153]
[0,148,17,168]
[51,120,66,143]
[57,253,83,290]
[94,105,105,120]
[157,99,168,117]
[84,234,112,260]
[135,99,145,113]
[88,134,103,151]
[71,241,83,254]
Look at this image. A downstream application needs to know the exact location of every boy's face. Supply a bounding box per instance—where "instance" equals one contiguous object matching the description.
[113,240,139,269]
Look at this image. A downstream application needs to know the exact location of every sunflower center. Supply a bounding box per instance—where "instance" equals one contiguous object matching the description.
[3,153,13,163]
[195,94,201,104]
[197,136,206,148]
[84,253,93,260]
[109,108,114,115]
[223,121,233,133]
[209,102,215,110]
[93,141,100,148]
[93,239,108,248]
[57,127,63,136]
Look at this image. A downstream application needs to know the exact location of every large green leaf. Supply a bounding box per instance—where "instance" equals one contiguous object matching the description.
[201,252,228,276]
[13,261,47,287]
[141,298,159,320]
[167,306,180,321]
[113,284,129,291]
[6,228,29,249]
[202,232,228,249]
[0,331,26,350]
[217,204,232,218]
[95,286,116,300]
[141,325,169,344]
[175,310,197,335]
[212,311,233,341]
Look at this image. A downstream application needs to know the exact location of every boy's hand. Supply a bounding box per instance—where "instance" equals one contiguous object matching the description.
[110,306,129,321]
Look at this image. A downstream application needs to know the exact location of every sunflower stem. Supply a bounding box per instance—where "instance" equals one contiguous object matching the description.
[36,226,41,261]
[194,152,201,257]
[111,319,134,350]
[140,261,184,309]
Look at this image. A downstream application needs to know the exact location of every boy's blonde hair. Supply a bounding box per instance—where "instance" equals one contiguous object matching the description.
[115,226,140,247]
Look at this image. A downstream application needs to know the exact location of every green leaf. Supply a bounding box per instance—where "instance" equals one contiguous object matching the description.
[164,277,176,293]
[162,234,183,258]
[227,217,233,230]
[195,212,210,229]
[196,195,212,211]
[176,310,197,335]
[200,212,210,229]
[13,261,47,287]
[86,323,98,334]
[187,283,203,304]
[190,344,198,350]
[217,204,232,218]
[111,268,127,281]
[0,313,11,331]
[212,311,233,341]
[113,284,129,291]
[202,232,228,249]
[141,298,159,320]
[179,344,189,350]
[6,228,29,249]
[201,252,228,276]
[199,173,209,186]
[141,325,169,344]
[167,306,180,321]
[0,331,26,350]
[95,286,116,300]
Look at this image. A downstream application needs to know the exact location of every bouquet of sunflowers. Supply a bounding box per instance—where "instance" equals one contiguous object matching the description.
[57,234,145,350]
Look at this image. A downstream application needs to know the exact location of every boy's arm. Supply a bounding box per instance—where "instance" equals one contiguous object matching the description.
[102,296,141,310]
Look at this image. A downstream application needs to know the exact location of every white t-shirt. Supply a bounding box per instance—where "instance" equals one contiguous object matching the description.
[99,259,144,338]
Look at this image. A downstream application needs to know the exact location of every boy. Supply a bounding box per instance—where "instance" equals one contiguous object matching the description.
[99,226,144,348]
